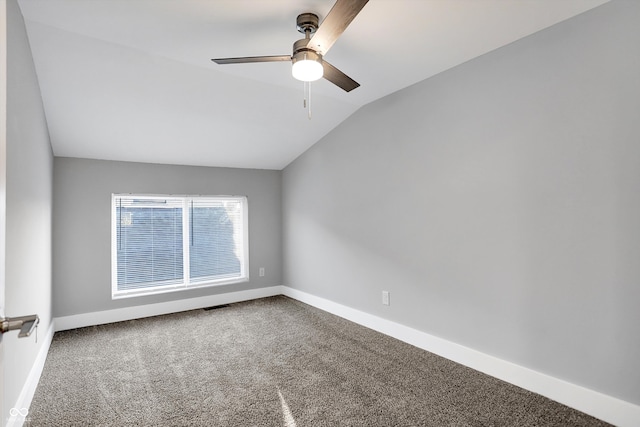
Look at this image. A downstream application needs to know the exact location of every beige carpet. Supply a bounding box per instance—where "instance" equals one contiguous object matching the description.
[28,296,609,426]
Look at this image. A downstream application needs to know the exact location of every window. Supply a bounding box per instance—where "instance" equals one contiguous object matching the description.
[112,194,248,298]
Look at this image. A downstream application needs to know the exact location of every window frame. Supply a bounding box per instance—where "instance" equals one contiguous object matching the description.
[111,193,249,299]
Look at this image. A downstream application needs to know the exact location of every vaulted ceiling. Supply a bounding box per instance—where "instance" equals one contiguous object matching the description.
[18,0,609,170]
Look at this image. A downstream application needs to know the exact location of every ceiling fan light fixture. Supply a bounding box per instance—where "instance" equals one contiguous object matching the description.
[292,50,323,82]
[212,1,368,92]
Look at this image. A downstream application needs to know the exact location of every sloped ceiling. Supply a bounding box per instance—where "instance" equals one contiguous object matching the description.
[18,0,609,170]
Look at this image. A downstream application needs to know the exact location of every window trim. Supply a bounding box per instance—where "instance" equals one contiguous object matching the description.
[111,194,249,299]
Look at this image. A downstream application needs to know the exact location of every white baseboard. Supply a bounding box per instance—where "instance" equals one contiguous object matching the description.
[6,320,56,427]
[281,286,640,427]
[54,286,283,332]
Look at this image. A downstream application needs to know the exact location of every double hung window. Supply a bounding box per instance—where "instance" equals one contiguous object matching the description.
[112,194,248,298]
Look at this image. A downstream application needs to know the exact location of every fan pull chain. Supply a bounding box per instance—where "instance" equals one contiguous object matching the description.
[302,81,312,120]
[308,81,312,120]
[303,81,307,109]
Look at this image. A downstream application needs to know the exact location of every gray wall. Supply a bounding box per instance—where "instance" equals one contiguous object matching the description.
[283,0,640,406]
[53,157,282,317]
[4,0,54,419]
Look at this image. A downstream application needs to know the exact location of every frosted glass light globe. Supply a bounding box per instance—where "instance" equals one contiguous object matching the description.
[292,51,323,82]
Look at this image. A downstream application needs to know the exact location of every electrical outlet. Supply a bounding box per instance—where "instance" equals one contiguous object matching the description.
[382,291,390,306]
[259,267,265,277]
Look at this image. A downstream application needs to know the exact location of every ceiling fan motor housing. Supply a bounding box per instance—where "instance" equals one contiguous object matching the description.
[293,38,322,61]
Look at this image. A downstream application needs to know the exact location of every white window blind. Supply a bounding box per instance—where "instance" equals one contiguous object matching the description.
[112,194,248,298]
[189,198,245,283]
[115,197,184,292]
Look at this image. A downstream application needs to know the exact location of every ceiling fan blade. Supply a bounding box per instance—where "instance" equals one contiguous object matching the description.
[322,61,360,92]
[308,0,369,55]
[211,55,291,65]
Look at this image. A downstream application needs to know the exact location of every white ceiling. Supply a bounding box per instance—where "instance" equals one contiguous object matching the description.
[18,0,609,170]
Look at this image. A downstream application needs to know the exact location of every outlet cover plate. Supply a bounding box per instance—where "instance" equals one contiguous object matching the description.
[382,291,390,306]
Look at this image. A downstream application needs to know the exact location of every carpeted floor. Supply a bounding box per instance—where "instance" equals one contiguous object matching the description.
[28,296,610,426]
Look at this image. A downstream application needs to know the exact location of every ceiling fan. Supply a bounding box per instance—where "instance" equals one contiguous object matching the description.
[211,0,369,92]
